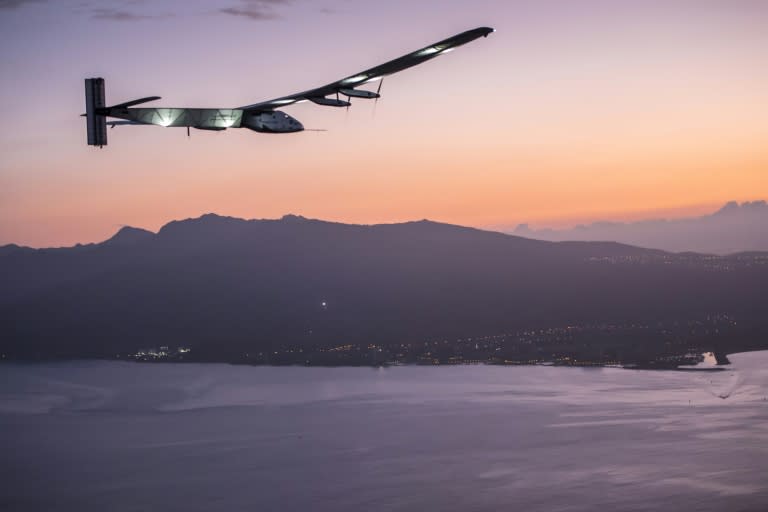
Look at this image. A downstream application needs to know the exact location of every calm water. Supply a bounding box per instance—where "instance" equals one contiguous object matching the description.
[1,353,767,512]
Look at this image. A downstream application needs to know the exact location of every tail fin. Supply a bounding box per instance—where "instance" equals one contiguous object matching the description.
[85,78,107,147]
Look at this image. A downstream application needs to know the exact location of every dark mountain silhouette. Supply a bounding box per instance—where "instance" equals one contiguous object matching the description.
[512,201,768,254]
[1,214,766,360]
[101,226,155,247]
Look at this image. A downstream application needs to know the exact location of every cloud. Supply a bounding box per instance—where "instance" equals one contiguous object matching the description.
[219,0,292,21]
[0,0,303,22]
[0,0,44,9]
[82,1,174,22]
[219,6,277,20]
[90,7,157,21]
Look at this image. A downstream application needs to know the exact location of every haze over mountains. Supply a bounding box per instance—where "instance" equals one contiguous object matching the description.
[1,214,766,360]
[512,201,768,255]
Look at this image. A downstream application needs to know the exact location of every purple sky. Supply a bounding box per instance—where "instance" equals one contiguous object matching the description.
[1,0,767,247]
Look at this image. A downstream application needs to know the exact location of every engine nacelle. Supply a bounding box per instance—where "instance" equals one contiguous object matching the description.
[242,110,304,133]
[308,96,351,107]
[339,88,380,99]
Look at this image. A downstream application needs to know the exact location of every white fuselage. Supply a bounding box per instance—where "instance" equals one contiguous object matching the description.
[107,107,304,133]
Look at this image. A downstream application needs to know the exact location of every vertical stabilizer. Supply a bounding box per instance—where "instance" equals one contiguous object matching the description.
[85,78,107,147]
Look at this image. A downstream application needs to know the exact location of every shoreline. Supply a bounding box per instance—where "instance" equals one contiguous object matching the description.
[3,350,764,371]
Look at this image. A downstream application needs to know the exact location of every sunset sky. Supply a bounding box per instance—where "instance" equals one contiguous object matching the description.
[0,0,766,247]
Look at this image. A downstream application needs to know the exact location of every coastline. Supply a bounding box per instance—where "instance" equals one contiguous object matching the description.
[3,347,765,371]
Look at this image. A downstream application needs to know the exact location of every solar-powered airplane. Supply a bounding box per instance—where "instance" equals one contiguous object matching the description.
[84,27,493,147]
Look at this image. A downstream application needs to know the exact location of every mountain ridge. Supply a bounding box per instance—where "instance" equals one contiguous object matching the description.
[512,200,768,254]
[1,213,765,360]
[1,213,671,255]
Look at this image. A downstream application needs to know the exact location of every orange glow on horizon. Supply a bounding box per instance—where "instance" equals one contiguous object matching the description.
[1,1,767,247]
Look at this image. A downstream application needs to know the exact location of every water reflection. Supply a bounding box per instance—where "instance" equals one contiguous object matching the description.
[0,352,766,511]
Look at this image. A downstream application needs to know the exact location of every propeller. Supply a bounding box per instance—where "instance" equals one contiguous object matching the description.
[336,91,351,119]
[343,91,352,119]
[373,77,384,118]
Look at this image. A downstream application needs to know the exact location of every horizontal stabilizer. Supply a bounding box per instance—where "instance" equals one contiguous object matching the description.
[106,121,146,128]
[108,96,161,109]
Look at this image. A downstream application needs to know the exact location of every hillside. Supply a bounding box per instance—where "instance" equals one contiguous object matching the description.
[1,214,766,360]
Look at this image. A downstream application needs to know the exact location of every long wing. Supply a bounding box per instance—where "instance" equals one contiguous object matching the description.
[238,27,494,112]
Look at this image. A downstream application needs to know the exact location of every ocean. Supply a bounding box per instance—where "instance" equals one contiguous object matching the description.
[2,352,767,511]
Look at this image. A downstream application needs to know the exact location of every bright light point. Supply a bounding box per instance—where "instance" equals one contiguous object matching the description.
[321,301,327,308]
[417,47,440,56]
[273,99,295,105]
[155,110,175,127]
[341,74,368,85]
[441,48,455,54]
